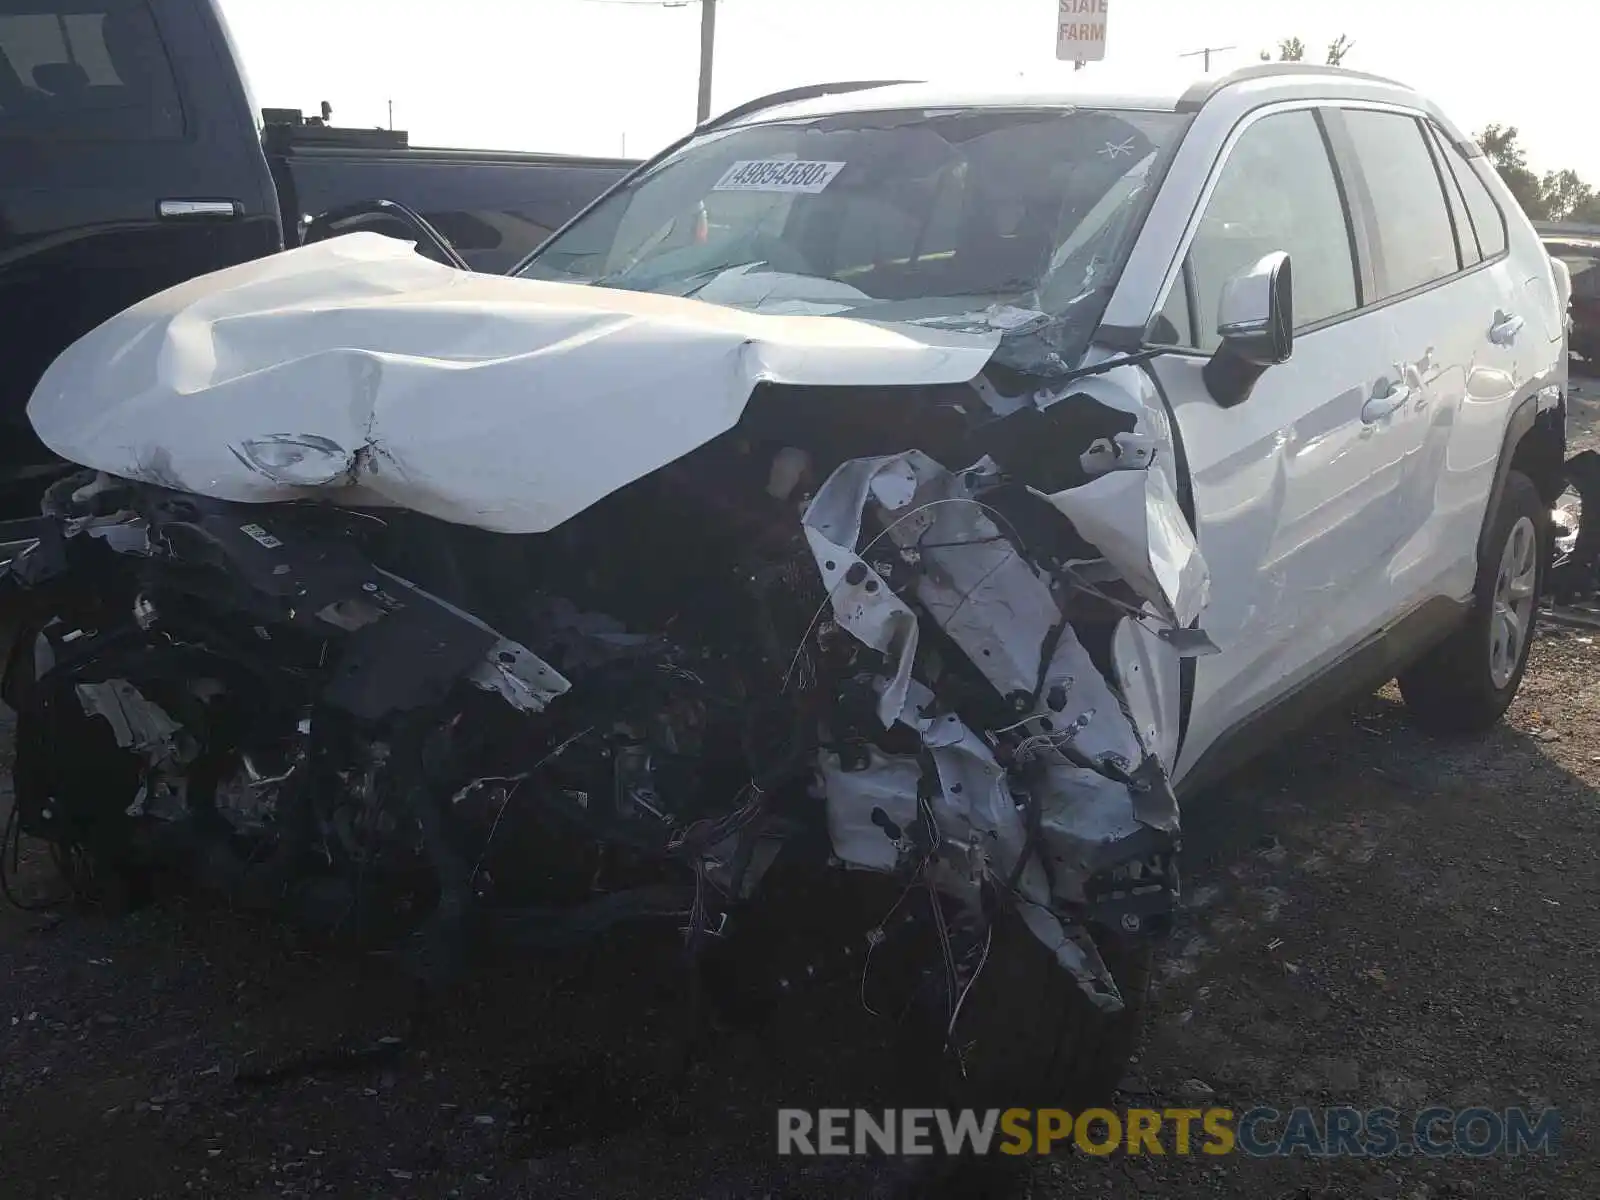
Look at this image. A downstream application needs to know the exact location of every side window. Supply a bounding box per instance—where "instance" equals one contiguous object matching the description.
[1341,110,1460,296]
[0,1,182,140]
[1155,108,1358,352]
[1425,125,1481,266]
[1432,127,1509,260]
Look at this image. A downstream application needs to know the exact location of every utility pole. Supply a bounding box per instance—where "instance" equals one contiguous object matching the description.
[695,0,716,124]
[387,99,393,131]
[1179,44,1236,73]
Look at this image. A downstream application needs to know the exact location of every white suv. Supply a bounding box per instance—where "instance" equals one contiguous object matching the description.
[12,63,1570,1139]
[515,64,1570,794]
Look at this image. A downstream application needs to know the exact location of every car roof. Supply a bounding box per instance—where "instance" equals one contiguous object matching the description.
[722,80,1188,125]
[718,63,1440,132]
[715,64,1482,161]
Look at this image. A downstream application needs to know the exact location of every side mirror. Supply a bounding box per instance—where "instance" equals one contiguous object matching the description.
[1202,251,1293,408]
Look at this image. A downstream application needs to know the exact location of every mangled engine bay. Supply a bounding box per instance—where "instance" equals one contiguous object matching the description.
[2,239,1211,1032]
[5,377,1202,1018]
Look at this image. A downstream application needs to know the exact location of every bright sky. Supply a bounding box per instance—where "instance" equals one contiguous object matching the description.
[219,0,1597,184]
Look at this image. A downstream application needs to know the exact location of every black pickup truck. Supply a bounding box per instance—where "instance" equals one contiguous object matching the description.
[0,0,636,503]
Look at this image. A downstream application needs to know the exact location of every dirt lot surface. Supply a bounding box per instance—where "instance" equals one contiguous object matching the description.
[3,377,1597,1200]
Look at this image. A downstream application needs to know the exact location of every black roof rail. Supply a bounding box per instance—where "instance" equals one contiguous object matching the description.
[700,79,921,132]
[1176,62,1410,112]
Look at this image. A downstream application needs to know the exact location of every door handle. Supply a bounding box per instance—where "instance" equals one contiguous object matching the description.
[1489,310,1524,346]
[1362,382,1412,424]
[158,199,240,219]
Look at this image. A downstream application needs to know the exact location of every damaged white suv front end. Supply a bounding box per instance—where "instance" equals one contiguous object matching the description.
[3,95,1207,1107]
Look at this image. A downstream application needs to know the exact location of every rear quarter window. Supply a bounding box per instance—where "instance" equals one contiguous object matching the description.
[1431,127,1509,261]
[0,0,183,140]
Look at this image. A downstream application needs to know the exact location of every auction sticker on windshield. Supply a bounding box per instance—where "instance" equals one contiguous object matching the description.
[712,160,846,193]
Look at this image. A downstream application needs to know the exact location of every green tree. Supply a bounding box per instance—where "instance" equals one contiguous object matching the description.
[1261,35,1350,64]
[1540,169,1596,223]
[1324,34,1354,65]
[1478,124,1548,219]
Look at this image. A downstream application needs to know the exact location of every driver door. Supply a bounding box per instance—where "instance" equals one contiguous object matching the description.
[1144,106,1408,784]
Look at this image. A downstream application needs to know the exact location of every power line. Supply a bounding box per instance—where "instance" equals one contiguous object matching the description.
[1179,44,1237,73]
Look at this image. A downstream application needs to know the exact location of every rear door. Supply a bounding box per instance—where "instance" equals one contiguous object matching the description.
[0,0,280,487]
[1325,106,1526,612]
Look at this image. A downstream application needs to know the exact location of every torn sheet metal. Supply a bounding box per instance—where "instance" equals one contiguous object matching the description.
[28,233,998,535]
[1043,467,1209,629]
[801,456,928,728]
[363,571,573,714]
[1022,363,1208,631]
[803,451,1149,771]
[1110,612,1180,771]
[818,747,923,872]
[76,679,181,753]
[469,639,572,714]
[1017,901,1123,1011]
[805,449,1188,1007]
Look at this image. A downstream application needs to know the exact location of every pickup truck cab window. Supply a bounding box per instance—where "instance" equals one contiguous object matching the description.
[0,1,182,140]
[1339,109,1461,297]
[1153,108,1359,351]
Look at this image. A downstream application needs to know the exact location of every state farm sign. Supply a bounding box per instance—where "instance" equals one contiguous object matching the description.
[1056,0,1108,62]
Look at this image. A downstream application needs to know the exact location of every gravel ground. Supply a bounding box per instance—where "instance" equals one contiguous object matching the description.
[2,375,1597,1199]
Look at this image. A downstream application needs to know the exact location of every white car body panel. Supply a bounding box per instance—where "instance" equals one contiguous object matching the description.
[26,233,999,534]
[1101,79,1566,786]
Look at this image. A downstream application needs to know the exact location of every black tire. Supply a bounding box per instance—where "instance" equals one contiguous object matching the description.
[947,913,1151,1110]
[873,914,1152,1198]
[1399,469,1547,734]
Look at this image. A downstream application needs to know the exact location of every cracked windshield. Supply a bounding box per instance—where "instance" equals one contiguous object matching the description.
[520,105,1185,370]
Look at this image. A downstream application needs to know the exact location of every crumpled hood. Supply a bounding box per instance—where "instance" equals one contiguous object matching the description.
[28,233,1000,533]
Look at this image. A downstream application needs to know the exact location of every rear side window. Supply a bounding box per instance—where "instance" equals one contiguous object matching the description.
[1431,128,1509,260]
[1154,108,1358,351]
[1340,110,1459,297]
[0,1,182,140]
[1425,125,1481,267]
